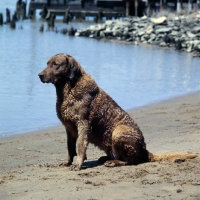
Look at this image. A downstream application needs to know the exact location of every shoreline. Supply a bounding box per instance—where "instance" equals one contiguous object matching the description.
[1,90,200,139]
[0,91,200,199]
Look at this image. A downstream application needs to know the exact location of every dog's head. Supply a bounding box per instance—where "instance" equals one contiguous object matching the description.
[38,53,81,85]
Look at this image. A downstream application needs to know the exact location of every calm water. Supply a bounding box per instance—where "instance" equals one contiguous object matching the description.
[0,1,200,137]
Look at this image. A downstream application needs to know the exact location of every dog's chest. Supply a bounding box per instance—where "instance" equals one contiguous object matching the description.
[57,97,78,122]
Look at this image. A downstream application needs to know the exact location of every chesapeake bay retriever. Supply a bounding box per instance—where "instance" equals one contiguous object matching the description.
[38,53,197,171]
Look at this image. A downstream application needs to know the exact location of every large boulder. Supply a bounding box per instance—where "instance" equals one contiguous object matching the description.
[151,16,167,24]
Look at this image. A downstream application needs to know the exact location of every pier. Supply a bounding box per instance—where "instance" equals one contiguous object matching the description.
[28,0,126,20]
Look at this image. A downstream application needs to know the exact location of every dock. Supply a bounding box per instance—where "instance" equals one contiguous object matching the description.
[28,0,126,20]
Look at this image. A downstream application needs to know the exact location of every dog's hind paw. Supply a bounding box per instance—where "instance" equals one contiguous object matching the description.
[104,160,128,167]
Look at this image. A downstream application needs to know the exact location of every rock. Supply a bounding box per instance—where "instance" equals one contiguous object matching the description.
[190,40,200,47]
[100,31,105,38]
[75,32,80,36]
[146,24,154,34]
[186,31,196,38]
[155,27,172,34]
[138,31,145,36]
[113,20,131,27]
[187,45,194,53]
[75,15,200,57]
[192,27,200,34]
[151,16,167,24]
[170,31,179,36]
[105,20,113,26]
[140,15,148,20]
[175,41,182,50]
[174,16,180,21]
[159,42,167,47]
[163,34,171,44]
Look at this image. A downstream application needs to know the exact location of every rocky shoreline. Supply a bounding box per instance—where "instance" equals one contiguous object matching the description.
[75,14,200,57]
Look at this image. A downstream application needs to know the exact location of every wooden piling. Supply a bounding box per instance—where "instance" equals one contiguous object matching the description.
[135,0,138,17]
[0,13,3,25]
[10,15,16,29]
[6,8,11,23]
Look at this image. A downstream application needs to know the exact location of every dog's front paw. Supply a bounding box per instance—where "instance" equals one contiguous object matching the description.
[59,161,72,167]
[69,164,81,171]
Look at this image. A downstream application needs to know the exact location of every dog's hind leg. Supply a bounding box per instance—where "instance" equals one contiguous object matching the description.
[104,125,146,167]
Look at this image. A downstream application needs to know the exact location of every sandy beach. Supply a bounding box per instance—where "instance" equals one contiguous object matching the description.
[0,92,200,200]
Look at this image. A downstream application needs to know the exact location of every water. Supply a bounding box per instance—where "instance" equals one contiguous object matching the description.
[0,1,200,137]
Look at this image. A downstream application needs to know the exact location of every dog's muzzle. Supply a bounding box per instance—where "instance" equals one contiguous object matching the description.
[38,72,45,83]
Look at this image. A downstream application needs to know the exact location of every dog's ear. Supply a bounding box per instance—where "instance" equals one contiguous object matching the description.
[66,56,81,81]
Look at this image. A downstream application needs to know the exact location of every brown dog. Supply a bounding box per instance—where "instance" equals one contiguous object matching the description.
[38,53,197,170]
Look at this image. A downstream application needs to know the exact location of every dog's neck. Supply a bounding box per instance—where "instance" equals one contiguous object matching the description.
[54,81,72,102]
[54,71,84,102]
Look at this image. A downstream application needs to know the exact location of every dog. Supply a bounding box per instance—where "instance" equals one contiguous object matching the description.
[38,53,197,170]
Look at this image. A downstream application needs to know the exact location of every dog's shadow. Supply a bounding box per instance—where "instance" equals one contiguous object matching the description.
[82,160,103,169]
[82,156,110,169]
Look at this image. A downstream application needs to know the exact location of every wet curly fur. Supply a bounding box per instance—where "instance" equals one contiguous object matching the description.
[38,53,197,170]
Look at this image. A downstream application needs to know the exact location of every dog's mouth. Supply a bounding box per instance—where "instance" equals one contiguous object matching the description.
[38,74,57,84]
[38,73,51,84]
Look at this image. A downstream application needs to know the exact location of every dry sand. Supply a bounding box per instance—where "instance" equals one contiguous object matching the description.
[0,92,200,200]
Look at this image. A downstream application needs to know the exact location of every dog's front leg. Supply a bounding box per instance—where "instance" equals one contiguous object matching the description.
[69,121,89,171]
[59,129,77,167]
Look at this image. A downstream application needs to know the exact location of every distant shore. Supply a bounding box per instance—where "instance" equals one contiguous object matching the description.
[0,91,200,199]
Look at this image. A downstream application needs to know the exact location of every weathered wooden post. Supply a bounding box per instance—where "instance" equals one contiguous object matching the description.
[160,0,163,10]
[6,8,11,23]
[63,8,70,24]
[47,0,51,6]
[16,0,21,19]
[177,0,181,13]
[13,11,18,21]
[28,0,36,19]
[0,13,3,25]
[98,8,102,22]
[68,26,75,36]
[39,24,44,32]
[197,0,200,9]
[10,14,16,29]
[134,0,138,17]
[40,5,48,19]
[146,0,150,17]
[126,1,129,17]
[81,0,85,8]
[188,0,192,12]
[21,1,27,19]
[47,14,55,30]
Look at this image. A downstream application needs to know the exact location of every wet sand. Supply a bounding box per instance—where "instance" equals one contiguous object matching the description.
[0,92,200,200]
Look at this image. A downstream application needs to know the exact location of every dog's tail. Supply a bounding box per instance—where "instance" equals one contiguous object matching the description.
[147,151,198,162]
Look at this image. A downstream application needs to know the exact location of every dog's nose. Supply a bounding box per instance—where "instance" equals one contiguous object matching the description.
[38,72,44,79]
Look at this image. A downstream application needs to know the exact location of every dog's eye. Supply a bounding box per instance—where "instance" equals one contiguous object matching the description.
[52,64,59,70]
